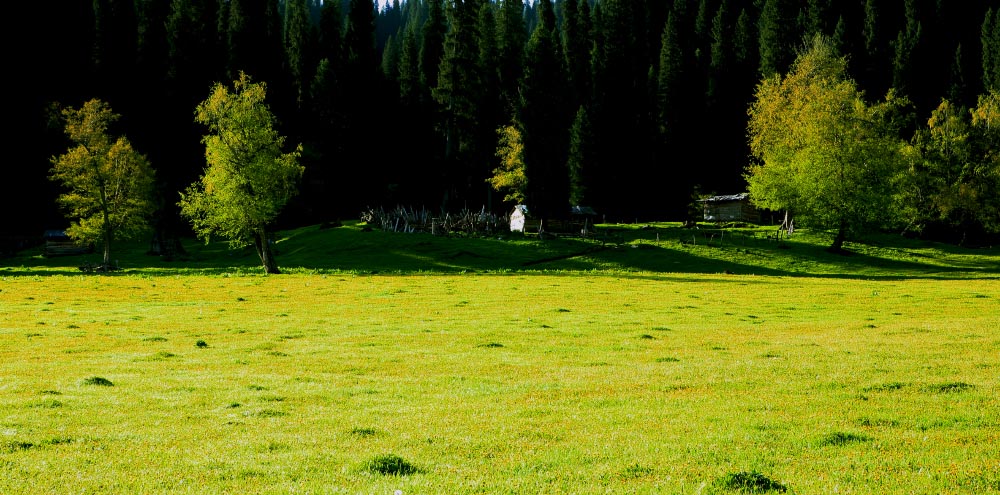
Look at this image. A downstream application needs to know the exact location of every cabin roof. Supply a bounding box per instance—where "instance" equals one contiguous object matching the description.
[698,193,749,203]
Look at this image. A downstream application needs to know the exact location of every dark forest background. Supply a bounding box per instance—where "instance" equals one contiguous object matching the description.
[9,0,1000,242]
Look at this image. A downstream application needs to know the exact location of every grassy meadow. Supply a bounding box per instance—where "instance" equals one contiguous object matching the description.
[1,222,999,493]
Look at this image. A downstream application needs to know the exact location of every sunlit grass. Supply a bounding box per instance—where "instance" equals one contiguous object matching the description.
[1,267,998,493]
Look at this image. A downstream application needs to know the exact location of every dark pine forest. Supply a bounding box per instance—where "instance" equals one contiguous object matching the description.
[10,0,1000,242]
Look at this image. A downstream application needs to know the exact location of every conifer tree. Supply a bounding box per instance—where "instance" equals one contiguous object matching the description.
[563,0,592,109]
[568,106,595,207]
[420,0,447,102]
[757,0,798,77]
[226,0,284,86]
[399,20,421,106]
[318,0,344,64]
[498,0,527,112]
[434,0,484,208]
[284,0,317,109]
[983,9,1000,92]
[519,0,569,224]
[92,0,139,104]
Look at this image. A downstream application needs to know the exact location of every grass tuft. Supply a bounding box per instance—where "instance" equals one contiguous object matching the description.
[246,409,286,418]
[925,382,975,394]
[364,453,420,476]
[619,463,654,479]
[195,340,208,348]
[479,342,504,348]
[863,382,907,392]
[639,334,656,340]
[716,471,788,493]
[1,442,36,453]
[349,427,378,437]
[31,399,64,409]
[81,376,113,387]
[819,431,871,447]
[142,336,168,342]
[655,357,680,363]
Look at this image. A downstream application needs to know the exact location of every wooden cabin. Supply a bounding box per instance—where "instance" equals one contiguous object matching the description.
[698,193,760,223]
[43,230,93,257]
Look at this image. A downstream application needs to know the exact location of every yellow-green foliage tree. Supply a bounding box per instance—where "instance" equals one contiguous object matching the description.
[179,73,303,274]
[487,124,527,204]
[49,99,155,268]
[747,35,906,252]
[900,92,1000,243]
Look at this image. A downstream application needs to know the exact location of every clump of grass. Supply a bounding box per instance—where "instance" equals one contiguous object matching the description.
[247,409,286,418]
[651,326,671,331]
[715,471,787,493]
[2,441,36,453]
[857,417,900,428]
[819,431,871,447]
[248,384,268,391]
[31,399,63,409]
[479,342,504,348]
[364,453,420,476]
[40,390,61,395]
[619,463,654,479]
[349,427,378,437]
[152,351,176,359]
[81,376,113,387]
[195,340,208,348]
[556,308,571,312]
[267,351,289,357]
[142,336,167,342]
[639,334,656,340]
[655,357,680,363]
[863,382,907,392]
[925,382,975,394]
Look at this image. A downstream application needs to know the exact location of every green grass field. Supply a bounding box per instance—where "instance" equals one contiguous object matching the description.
[1,223,998,493]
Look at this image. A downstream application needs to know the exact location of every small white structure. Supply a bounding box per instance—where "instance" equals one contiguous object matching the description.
[509,205,529,232]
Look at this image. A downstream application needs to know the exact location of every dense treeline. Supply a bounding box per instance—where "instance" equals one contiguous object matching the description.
[8,0,1000,245]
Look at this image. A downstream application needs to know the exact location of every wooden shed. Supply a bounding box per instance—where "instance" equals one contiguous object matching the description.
[698,193,760,223]
[43,230,93,257]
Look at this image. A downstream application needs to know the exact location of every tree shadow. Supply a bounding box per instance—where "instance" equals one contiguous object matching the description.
[2,223,997,280]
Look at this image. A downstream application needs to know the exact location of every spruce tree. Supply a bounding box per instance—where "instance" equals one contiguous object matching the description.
[284,0,317,109]
[519,0,570,224]
[434,0,483,208]
[498,0,527,113]
[420,0,447,103]
[399,20,421,106]
[318,0,344,64]
[983,9,1000,91]
[563,0,592,110]
[567,105,595,207]
[757,0,798,77]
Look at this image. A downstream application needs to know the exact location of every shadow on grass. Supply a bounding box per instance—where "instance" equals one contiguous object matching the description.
[2,223,997,280]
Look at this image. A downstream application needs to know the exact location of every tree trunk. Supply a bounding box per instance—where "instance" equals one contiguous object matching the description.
[828,218,847,253]
[254,230,281,274]
[103,228,112,268]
